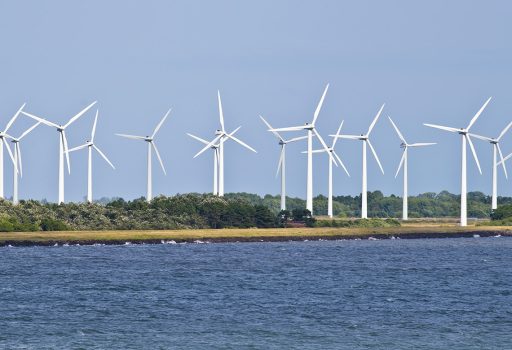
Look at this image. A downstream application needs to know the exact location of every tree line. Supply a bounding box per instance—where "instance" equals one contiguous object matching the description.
[0,191,509,231]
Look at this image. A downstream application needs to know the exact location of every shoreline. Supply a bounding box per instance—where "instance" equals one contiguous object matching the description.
[0,226,510,247]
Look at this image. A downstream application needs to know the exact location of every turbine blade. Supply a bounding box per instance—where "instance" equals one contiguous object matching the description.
[187,133,210,145]
[66,144,88,153]
[3,138,16,172]
[152,108,171,138]
[151,142,166,175]
[466,135,482,174]
[228,126,241,137]
[312,84,329,125]
[300,149,328,154]
[194,134,222,158]
[218,91,225,132]
[5,103,26,133]
[366,139,384,174]
[408,142,437,147]
[260,115,284,141]
[367,104,385,136]
[93,145,115,169]
[497,144,508,179]
[388,116,407,144]
[467,133,493,142]
[286,135,309,143]
[16,143,23,178]
[18,121,41,140]
[329,134,361,140]
[62,131,71,174]
[64,101,97,128]
[467,97,492,131]
[225,134,257,153]
[423,123,460,133]
[331,120,344,148]
[313,129,337,167]
[270,126,305,132]
[499,152,512,166]
[91,110,98,142]
[498,120,512,141]
[395,150,406,178]
[333,151,350,177]
[21,111,59,128]
[276,146,284,178]
[115,133,146,140]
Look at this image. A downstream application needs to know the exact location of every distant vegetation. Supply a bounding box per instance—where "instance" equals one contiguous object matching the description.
[225,190,507,218]
[0,190,508,232]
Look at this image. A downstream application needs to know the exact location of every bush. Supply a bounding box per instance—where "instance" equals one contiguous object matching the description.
[40,218,71,231]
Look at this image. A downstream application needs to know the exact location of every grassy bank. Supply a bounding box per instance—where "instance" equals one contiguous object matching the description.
[0,224,510,246]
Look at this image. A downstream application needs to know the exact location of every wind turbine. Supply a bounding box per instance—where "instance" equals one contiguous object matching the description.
[192,91,257,196]
[306,120,350,217]
[116,108,171,202]
[424,97,491,226]
[268,84,337,214]
[67,110,115,203]
[187,127,241,196]
[0,103,25,199]
[330,104,385,219]
[22,101,97,204]
[388,117,436,220]
[470,120,512,210]
[260,115,308,211]
[10,121,41,205]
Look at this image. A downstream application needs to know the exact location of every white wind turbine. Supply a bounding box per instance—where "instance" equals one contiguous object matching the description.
[192,91,257,196]
[268,84,337,214]
[0,104,26,199]
[388,117,436,220]
[67,110,115,203]
[424,97,491,226]
[22,101,97,204]
[306,120,350,218]
[10,120,41,205]
[116,108,171,202]
[470,121,512,210]
[187,127,241,196]
[330,104,385,219]
[260,116,308,211]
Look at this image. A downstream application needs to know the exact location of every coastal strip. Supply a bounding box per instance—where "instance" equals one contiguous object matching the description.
[0,226,510,247]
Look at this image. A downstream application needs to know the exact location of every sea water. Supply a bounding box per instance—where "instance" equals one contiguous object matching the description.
[0,237,511,349]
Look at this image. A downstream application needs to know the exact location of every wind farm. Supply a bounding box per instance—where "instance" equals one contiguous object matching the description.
[0,90,508,231]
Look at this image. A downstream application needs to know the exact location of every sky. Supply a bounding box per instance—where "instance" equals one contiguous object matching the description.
[0,0,511,202]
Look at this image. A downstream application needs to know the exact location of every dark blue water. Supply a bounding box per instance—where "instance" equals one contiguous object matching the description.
[1,237,511,349]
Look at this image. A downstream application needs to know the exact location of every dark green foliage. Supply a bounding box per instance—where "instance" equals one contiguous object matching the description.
[227,191,493,218]
[40,218,70,231]
[0,190,502,232]
[314,218,401,228]
[490,204,512,221]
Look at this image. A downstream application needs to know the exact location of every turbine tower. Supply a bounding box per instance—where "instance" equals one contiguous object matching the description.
[268,84,337,214]
[388,117,435,220]
[424,97,491,226]
[67,110,115,203]
[260,115,308,211]
[470,121,512,210]
[187,127,241,195]
[10,121,41,205]
[307,120,350,217]
[192,91,257,196]
[22,101,97,204]
[116,108,171,202]
[330,104,385,219]
[0,103,25,199]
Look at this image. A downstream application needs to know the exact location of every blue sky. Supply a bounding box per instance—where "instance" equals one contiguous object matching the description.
[0,0,511,202]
